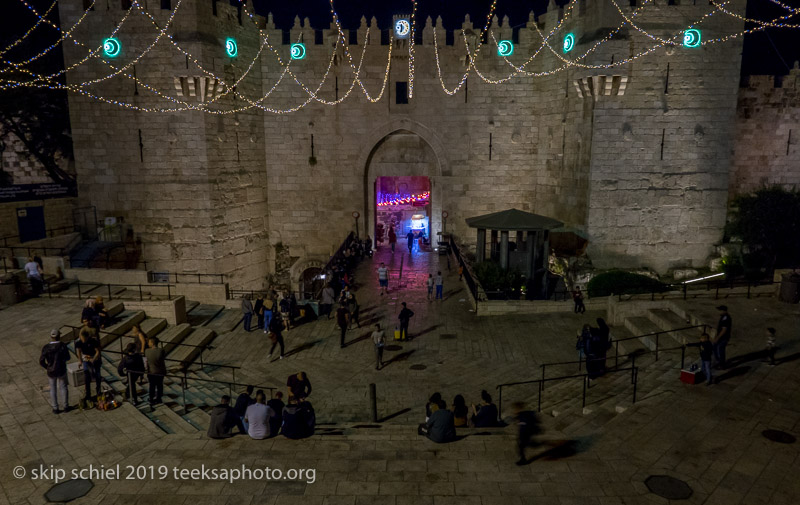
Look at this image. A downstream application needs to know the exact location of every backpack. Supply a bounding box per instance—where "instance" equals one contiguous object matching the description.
[96,390,119,411]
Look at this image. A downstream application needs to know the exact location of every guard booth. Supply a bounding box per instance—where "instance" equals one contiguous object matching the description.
[466,209,563,299]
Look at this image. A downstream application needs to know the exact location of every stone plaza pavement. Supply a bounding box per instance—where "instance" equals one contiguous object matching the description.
[0,245,799,504]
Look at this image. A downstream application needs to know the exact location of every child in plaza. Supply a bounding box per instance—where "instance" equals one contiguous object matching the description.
[687,333,714,386]
[766,327,777,366]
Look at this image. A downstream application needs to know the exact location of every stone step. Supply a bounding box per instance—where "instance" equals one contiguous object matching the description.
[186,303,225,327]
[185,300,200,314]
[624,316,666,351]
[158,323,194,356]
[99,310,146,348]
[184,407,211,432]
[647,308,693,345]
[138,318,167,339]
[169,327,217,369]
[143,404,198,434]
[205,308,242,333]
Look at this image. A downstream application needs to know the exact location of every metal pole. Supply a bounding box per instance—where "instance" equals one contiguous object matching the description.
[632,368,638,404]
[541,365,545,391]
[139,284,143,301]
[497,386,503,423]
[615,340,619,369]
[631,355,636,384]
[107,284,112,301]
[537,382,542,413]
[369,383,377,422]
[167,284,171,300]
[199,349,204,368]
[582,376,587,408]
[655,334,660,361]
[182,372,187,415]
[683,284,687,300]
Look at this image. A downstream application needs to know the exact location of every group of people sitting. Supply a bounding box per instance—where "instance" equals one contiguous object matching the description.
[419,390,500,443]
[575,317,612,379]
[80,296,110,329]
[208,372,316,440]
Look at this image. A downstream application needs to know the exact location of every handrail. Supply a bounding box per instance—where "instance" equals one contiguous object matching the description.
[0,225,77,248]
[60,278,177,301]
[495,366,639,421]
[616,276,777,301]
[69,259,149,270]
[58,323,215,351]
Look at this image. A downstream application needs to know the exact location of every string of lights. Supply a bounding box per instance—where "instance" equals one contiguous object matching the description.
[377,191,431,207]
[0,0,797,113]
[0,0,59,57]
[409,0,417,98]
[0,0,98,72]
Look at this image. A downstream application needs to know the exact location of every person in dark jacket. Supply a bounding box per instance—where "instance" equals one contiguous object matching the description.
[40,329,71,414]
[233,385,255,431]
[145,336,167,405]
[471,390,499,428]
[398,302,414,341]
[267,392,285,436]
[425,401,456,443]
[513,402,541,465]
[208,395,241,439]
[117,343,145,405]
[241,295,254,332]
[687,333,714,385]
[254,295,265,331]
[287,372,312,402]
[75,327,102,401]
[281,400,315,439]
[425,392,442,421]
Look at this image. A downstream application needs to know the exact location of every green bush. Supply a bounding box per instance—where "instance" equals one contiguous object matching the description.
[587,271,668,298]
[472,261,517,292]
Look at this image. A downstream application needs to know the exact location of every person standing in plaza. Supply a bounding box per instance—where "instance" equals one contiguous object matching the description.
[573,287,586,314]
[372,323,386,370]
[279,292,293,332]
[435,271,444,300]
[713,305,732,369]
[336,302,351,348]
[267,330,285,360]
[75,327,102,401]
[406,230,415,254]
[39,329,70,414]
[388,227,397,254]
[687,333,714,385]
[398,302,414,341]
[24,257,44,297]
[262,293,274,332]
[145,336,166,405]
[254,294,265,331]
[348,291,361,329]
[241,294,254,332]
[377,262,389,295]
[765,327,777,366]
[321,283,336,320]
[118,343,145,406]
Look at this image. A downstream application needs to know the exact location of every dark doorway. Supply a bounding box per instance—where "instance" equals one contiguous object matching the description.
[17,206,45,243]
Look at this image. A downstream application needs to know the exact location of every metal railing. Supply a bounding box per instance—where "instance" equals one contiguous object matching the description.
[69,258,149,270]
[496,366,639,421]
[0,225,77,247]
[53,279,178,301]
[169,272,225,284]
[448,236,480,304]
[616,277,776,302]
[65,340,277,414]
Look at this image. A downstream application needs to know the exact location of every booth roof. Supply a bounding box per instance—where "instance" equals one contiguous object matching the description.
[465,208,563,231]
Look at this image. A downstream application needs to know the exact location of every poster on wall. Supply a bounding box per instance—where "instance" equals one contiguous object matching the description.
[0,182,77,202]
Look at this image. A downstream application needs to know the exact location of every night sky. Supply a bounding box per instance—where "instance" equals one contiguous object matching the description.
[1,0,799,81]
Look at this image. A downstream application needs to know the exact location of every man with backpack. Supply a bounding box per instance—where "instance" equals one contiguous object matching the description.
[40,329,71,414]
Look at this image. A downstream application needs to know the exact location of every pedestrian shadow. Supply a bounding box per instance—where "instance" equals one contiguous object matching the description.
[714,365,750,383]
[410,325,440,340]
[383,350,416,367]
[725,350,769,368]
[526,437,594,462]
[776,352,800,365]
[283,340,322,358]
[343,332,372,347]
[377,407,412,423]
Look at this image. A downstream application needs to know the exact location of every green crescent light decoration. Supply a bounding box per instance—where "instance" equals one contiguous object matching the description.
[102,38,121,58]
[683,29,701,48]
[225,37,238,57]
[290,43,306,60]
[497,40,514,57]
[563,33,575,53]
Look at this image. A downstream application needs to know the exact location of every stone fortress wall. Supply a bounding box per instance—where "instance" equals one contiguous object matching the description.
[732,65,800,197]
[57,0,758,289]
